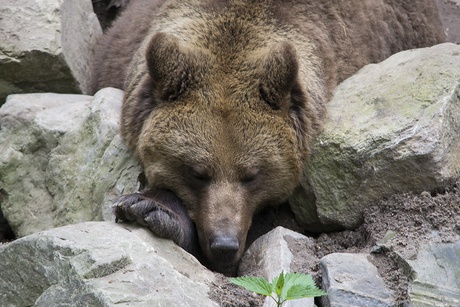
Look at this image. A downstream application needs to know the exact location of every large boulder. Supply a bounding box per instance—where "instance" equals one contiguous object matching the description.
[0,0,102,105]
[0,221,218,306]
[0,88,141,237]
[290,43,460,232]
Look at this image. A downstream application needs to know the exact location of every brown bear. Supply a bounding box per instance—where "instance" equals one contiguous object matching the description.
[89,0,444,274]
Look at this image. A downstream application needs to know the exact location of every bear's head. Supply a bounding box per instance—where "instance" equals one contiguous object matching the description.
[121,32,319,273]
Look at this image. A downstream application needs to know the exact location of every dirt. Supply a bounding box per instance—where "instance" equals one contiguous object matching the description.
[361,183,460,305]
[209,274,265,307]
[315,180,460,305]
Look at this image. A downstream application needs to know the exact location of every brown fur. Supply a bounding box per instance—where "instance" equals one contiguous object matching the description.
[89,0,444,273]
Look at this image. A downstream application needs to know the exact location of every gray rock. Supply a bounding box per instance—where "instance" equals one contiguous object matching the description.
[0,0,103,104]
[407,241,460,306]
[0,221,218,307]
[0,89,142,237]
[290,43,460,232]
[239,227,317,307]
[320,253,395,307]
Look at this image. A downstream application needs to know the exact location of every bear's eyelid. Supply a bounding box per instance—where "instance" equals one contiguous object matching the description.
[190,167,210,181]
[241,169,259,183]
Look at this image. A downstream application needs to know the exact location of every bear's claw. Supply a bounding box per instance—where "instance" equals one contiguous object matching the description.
[112,190,198,255]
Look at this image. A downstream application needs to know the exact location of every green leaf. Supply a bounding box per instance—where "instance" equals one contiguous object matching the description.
[229,276,274,296]
[285,284,328,300]
[230,272,328,305]
[274,270,285,297]
[284,272,315,287]
[281,272,328,300]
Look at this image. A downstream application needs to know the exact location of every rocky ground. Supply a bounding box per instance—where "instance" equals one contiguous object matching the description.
[208,179,460,307]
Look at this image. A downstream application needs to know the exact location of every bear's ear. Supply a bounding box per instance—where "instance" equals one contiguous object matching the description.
[145,32,207,100]
[259,42,299,110]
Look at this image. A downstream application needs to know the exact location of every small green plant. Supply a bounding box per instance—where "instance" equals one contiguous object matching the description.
[229,271,327,306]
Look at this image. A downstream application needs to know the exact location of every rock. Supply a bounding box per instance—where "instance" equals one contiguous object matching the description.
[437,0,460,44]
[320,253,395,307]
[0,0,103,105]
[238,227,317,307]
[0,221,218,306]
[407,241,460,306]
[0,88,142,237]
[290,43,460,232]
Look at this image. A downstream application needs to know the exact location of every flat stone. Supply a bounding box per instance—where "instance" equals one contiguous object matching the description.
[407,241,460,306]
[0,221,218,306]
[320,253,395,307]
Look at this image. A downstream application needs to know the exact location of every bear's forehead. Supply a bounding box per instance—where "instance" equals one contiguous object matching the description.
[161,99,289,137]
[152,103,294,163]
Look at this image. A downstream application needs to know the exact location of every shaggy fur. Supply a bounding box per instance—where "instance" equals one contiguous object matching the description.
[90,0,444,274]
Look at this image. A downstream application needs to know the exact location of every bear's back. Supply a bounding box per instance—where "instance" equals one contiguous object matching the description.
[89,0,444,97]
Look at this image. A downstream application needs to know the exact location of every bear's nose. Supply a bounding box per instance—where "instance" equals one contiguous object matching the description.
[210,236,240,257]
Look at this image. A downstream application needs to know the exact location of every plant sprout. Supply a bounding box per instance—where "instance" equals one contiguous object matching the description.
[229,270,327,306]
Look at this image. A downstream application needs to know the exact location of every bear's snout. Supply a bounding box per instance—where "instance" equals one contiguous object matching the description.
[209,235,240,258]
[203,232,245,275]
[198,219,247,265]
